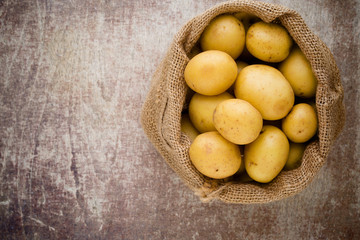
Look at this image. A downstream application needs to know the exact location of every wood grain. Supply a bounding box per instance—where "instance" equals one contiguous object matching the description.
[0,0,359,239]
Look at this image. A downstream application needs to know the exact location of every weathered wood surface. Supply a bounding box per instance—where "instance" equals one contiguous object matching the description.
[0,0,359,239]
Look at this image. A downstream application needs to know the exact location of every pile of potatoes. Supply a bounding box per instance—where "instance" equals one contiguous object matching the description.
[181,13,318,183]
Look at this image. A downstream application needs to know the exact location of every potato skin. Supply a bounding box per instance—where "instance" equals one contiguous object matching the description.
[181,113,200,142]
[234,64,294,120]
[246,22,293,62]
[284,142,306,170]
[213,99,263,145]
[189,131,242,179]
[282,103,318,143]
[279,46,318,98]
[244,125,289,183]
[227,61,248,94]
[184,50,238,96]
[200,14,246,59]
[233,12,260,32]
[189,92,233,133]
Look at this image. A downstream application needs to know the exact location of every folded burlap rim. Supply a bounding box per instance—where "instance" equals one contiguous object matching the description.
[141,0,345,204]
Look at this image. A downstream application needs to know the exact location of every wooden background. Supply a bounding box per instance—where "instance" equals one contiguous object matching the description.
[1,0,359,239]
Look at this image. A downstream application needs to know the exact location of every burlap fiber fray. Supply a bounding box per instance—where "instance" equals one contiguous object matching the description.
[140,0,345,204]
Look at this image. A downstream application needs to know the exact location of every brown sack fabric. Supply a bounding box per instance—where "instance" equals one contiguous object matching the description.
[140,0,345,204]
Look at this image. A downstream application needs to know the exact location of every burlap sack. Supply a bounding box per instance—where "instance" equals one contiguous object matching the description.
[141,0,345,204]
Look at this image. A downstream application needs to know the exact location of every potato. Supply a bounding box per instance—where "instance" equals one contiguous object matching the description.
[184,50,238,96]
[200,14,246,59]
[233,12,260,32]
[181,113,200,142]
[232,145,245,175]
[285,142,306,170]
[234,64,295,120]
[213,99,263,145]
[236,61,249,74]
[282,103,318,143]
[279,46,318,98]
[246,22,293,62]
[189,92,233,133]
[244,125,289,183]
[237,152,246,174]
[227,61,249,94]
[189,131,242,179]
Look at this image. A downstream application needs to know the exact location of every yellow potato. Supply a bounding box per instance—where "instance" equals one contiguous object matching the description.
[285,142,306,170]
[282,103,318,143]
[189,131,242,179]
[234,64,295,120]
[237,155,246,174]
[227,61,249,94]
[244,125,289,183]
[200,14,246,59]
[184,50,238,96]
[235,145,245,174]
[279,46,318,98]
[213,99,263,145]
[233,12,260,32]
[189,92,234,133]
[246,22,293,62]
[236,61,249,74]
[181,113,200,142]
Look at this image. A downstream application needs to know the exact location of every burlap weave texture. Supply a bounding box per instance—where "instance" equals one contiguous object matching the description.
[141,0,345,203]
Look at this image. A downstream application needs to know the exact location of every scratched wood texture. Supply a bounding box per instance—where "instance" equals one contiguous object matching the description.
[0,0,359,239]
